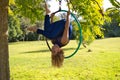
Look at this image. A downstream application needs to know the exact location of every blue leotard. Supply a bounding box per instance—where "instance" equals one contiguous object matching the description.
[37,15,72,47]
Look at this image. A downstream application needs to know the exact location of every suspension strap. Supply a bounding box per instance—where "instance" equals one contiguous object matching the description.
[52,0,62,14]
[45,38,52,51]
[58,0,62,10]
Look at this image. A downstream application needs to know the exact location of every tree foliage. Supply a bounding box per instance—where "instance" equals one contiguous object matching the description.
[103,0,120,37]
[14,0,44,22]
[69,0,104,43]
[8,15,23,42]
[8,0,105,43]
[109,0,120,8]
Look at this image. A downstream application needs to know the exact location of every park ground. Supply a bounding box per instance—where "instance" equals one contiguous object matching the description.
[9,37,120,80]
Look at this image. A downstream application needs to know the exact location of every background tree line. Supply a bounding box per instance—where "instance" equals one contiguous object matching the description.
[8,0,120,43]
[103,0,120,37]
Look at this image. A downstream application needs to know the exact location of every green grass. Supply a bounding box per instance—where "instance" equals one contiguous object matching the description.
[9,38,120,80]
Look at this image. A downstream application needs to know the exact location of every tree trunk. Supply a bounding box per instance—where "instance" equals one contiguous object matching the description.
[0,0,10,80]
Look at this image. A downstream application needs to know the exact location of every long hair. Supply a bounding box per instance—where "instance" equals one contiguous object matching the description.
[51,49,64,68]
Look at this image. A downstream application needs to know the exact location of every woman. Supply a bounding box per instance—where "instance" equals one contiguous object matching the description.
[28,2,72,67]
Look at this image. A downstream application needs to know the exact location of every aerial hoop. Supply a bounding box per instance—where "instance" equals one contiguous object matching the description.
[46,10,82,59]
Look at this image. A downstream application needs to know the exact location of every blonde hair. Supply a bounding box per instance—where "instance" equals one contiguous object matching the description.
[51,49,64,68]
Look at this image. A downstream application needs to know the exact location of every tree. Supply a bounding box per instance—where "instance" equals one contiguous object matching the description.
[9,0,45,41]
[14,0,44,23]
[103,0,120,37]
[8,1,23,42]
[70,0,104,44]
[8,15,23,42]
[0,0,10,80]
[109,0,120,8]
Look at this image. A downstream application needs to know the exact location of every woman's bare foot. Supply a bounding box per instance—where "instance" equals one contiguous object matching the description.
[27,26,37,32]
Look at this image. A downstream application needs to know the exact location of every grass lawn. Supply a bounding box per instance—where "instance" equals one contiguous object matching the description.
[9,37,120,80]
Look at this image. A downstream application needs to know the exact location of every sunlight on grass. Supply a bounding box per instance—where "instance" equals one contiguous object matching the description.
[9,38,120,80]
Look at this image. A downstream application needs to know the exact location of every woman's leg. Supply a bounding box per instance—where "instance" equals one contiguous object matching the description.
[61,12,70,45]
[37,29,59,39]
[44,15,51,31]
[44,2,51,31]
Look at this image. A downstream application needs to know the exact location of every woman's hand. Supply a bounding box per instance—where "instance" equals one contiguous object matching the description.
[67,10,70,16]
[51,13,55,18]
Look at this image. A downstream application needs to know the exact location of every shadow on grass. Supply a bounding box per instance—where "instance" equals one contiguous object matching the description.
[21,47,81,54]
